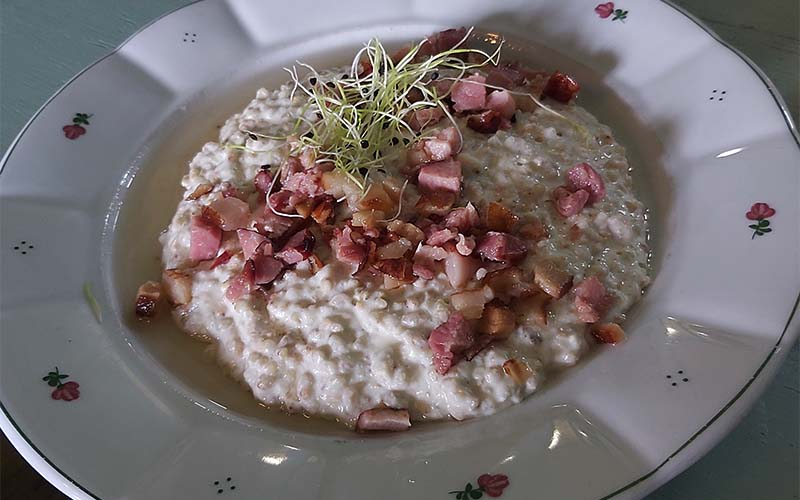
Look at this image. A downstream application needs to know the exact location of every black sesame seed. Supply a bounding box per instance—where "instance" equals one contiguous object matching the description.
[390,137,399,146]
[21,251,26,255]
[358,167,369,176]
[230,486,236,490]
[666,375,672,379]
[382,122,390,129]
[682,378,689,382]
[402,138,410,145]
[214,481,220,485]
[360,140,369,148]
[217,489,223,494]
[21,241,26,244]
[342,73,349,79]
[326,81,335,88]
[671,382,677,387]
[13,246,19,250]
[510,114,517,123]
[248,133,258,140]
[226,477,232,482]
[260,164,271,171]
[678,370,683,374]
[431,71,439,80]
[309,77,317,85]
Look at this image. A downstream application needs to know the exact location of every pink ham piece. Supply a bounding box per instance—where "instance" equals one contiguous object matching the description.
[190,215,222,261]
[331,226,367,268]
[451,74,487,112]
[225,260,255,301]
[573,276,612,323]
[543,70,580,103]
[485,64,526,90]
[355,407,411,432]
[455,234,476,256]
[237,229,268,261]
[426,227,459,246]
[283,168,324,198]
[406,127,462,167]
[466,110,504,134]
[413,244,448,279]
[428,312,476,375]
[444,246,479,288]
[428,27,467,54]
[204,197,251,231]
[258,201,295,237]
[209,250,234,270]
[254,170,273,193]
[444,203,479,232]
[566,163,606,204]
[476,232,528,263]
[252,253,284,285]
[275,228,315,264]
[553,186,590,217]
[408,107,445,131]
[220,183,246,200]
[417,159,462,194]
[485,90,516,119]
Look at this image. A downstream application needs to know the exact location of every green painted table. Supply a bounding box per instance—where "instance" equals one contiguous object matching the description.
[1,1,798,498]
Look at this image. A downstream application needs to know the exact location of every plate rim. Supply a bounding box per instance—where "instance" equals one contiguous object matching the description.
[0,1,798,499]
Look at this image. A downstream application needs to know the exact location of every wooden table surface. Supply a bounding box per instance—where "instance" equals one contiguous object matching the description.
[1,1,797,498]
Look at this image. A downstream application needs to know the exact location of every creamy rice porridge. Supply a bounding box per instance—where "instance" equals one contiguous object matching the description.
[136,28,650,430]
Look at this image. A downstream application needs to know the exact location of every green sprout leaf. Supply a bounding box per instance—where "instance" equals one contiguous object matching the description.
[83,281,103,323]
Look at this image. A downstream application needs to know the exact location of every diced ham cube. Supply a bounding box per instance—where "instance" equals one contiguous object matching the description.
[466,110,503,134]
[484,267,535,301]
[444,247,480,288]
[485,64,526,90]
[331,226,367,268]
[252,253,284,285]
[190,215,222,261]
[566,163,606,204]
[552,186,590,217]
[310,197,335,225]
[209,250,234,270]
[387,220,425,246]
[237,229,267,261]
[503,359,532,384]
[573,276,612,323]
[258,202,295,237]
[415,191,457,217]
[451,74,487,112]
[407,139,452,166]
[426,227,459,247]
[375,258,415,283]
[254,170,273,193]
[418,159,462,194]
[543,70,580,103]
[428,312,475,375]
[203,197,251,231]
[518,219,549,243]
[226,260,256,301]
[533,261,573,299]
[485,202,519,232]
[408,107,445,131]
[275,229,315,264]
[283,168,324,198]
[443,202,479,232]
[355,408,411,432]
[412,244,448,279]
[428,27,467,54]
[590,322,626,344]
[450,287,492,319]
[376,239,413,260]
[485,90,516,119]
[476,231,527,263]
[478,301,516,339]
[515,292,551,327]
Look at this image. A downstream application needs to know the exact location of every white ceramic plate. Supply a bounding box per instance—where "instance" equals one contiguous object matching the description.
[1,1,798,499]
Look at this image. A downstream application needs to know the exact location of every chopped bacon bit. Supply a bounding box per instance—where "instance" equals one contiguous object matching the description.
[162,269,192,306]
[220,182,246,200]
[568,224,582,241]
[226,260,256,301]
[376,239,413,260]
[408,138,452,167]
[387,220,425,246]
[203,197,252,231]
[358,183,395,213]
[283,168,324,199]
[566,163,606,204]
[135,281,161,317]
[321,170,360,200]
[254,170,273,193]
[553,186,590,217]
[190,215,222,261]
[186,183,213,201]
[375,258,415,283]
[436,126,462,154]
[426,227,458,246]
[450,287,492,319]
[294,200,314,218]
[256,208,295,237]
[355,407,411,432]
[573,276,612,323]
[444,247,479,288]
[415,191,456,217]
[310,197,335,225]
[409,107,445,131]
[478,301,516,339]
[514,291,551,326]
[237,229,267,261]
[485,202,519,232]
[476,231,527,263]
[252,253,284,285]
[486,64,526,90]
[533,261,573,299]
[298,147,316,169]
[444,203,479,232]
[451,73,487,112]
[484,267,535,302]
[417,159,462,194]
[455,234,476,256]
[427,27,467,54]
[276,228,315,264]
[503,359,532,384]
[518,219,549,242]
[331,226,367,268]
[590,322,625,344]
[268,190,293,213]
[279,156,303,182]
[428,312,475,375]
[466,109,503,134]
[485,90,517,119]
[413,244,447,279]
[209,250,234,270]
[542,70,580,103]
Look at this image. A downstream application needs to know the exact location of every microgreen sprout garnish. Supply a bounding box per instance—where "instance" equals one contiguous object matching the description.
[83,281,102,324]
[283,27,504,190]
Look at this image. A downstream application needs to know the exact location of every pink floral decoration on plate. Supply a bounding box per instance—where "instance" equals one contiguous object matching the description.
[43,367,81,401]
[746,202,776,239]
[595,2,629,21]
[62,112,92,139]
[450,473,509,498]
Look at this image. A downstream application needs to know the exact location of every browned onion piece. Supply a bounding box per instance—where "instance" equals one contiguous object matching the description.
[355,407,411,432]
[162,269,192,306]
[590,322,626,344]
[533,261,573,299]
[135,280,161,317]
